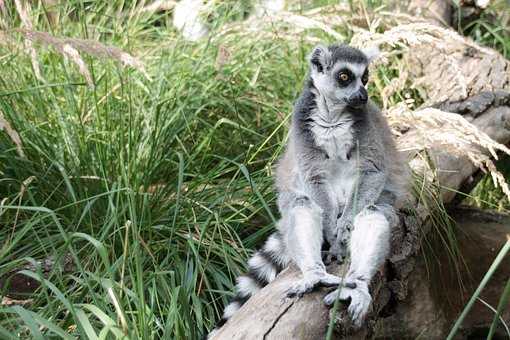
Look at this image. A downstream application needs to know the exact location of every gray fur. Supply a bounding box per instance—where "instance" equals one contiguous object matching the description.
[209,44,408,336]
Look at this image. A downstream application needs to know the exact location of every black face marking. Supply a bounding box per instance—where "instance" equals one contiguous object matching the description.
[337,68,354,87]
[362,69,369,85]
[311,56,323,73]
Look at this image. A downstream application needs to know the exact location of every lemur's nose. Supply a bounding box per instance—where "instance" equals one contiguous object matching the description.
[347,87,368,108]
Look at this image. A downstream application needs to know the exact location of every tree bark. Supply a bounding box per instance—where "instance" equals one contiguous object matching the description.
[212,1,510,338]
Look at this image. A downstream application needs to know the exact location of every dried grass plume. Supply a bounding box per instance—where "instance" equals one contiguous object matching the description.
[0,110,24,157]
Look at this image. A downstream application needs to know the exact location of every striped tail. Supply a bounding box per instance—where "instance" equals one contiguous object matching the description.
[208,231,290,338]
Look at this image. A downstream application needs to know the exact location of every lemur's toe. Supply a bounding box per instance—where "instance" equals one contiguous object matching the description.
[324,289,339,306]
[319,273,342,287]
[287,272,341,299]
[285,282,309,298]
[347,292,371,329]
[286,287,307,298]
[323,284,356,305]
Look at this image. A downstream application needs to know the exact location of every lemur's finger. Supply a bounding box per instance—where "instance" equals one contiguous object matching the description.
[319,274,342,287]
[323,254,331,265]
[286,283,310,298]
[324,289,352,305]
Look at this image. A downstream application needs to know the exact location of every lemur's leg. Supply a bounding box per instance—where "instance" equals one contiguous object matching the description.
[284,195,342,298]
[324,204,395,328]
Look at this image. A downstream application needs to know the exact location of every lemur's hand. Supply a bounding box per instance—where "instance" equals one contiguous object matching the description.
[324,214,352,264]
[285,270,342,298]
[324,277,372,330]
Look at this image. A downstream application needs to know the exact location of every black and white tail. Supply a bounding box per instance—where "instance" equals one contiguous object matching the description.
[208,231,290,338]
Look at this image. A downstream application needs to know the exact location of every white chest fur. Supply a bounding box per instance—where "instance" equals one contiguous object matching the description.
[310,118,358,206]
[309,94,358,205]
[310,117,354,162]
[328,158,357,206]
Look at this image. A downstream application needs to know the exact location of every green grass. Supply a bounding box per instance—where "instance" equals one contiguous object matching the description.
[459,0,510,58]
[0,0,508,339]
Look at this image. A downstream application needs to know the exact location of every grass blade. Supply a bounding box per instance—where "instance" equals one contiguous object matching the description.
[487,276,510,339]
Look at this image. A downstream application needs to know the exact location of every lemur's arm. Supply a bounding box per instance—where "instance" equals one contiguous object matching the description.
[306,170,339,245]
[283,154,343,298]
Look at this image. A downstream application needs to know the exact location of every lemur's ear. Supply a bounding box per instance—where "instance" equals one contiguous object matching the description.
[309,44,331,73]
[362,45,380,63]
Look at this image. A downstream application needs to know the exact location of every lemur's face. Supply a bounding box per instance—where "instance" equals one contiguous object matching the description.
[309,44,377,110]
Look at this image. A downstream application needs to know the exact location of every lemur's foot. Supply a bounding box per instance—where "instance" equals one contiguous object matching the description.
[286,272,341,298]
[324,279,371,329]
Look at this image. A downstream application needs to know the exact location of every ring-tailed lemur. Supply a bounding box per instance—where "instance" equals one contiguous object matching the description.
[208,44,408,337]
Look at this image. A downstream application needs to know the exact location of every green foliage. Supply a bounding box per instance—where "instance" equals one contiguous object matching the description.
[469,155,510,210]
[459,0,510,58]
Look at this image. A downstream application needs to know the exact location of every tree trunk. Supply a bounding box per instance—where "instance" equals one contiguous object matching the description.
[212,2,510,339]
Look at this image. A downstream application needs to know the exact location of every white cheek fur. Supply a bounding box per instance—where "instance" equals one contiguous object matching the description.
[334,88,348,101]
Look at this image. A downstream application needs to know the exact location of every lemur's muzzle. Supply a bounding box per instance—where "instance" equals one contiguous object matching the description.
[347,87,368,108]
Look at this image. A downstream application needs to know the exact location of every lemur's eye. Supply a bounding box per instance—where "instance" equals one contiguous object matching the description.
[362,70,369,85]
[339,73,349,81]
